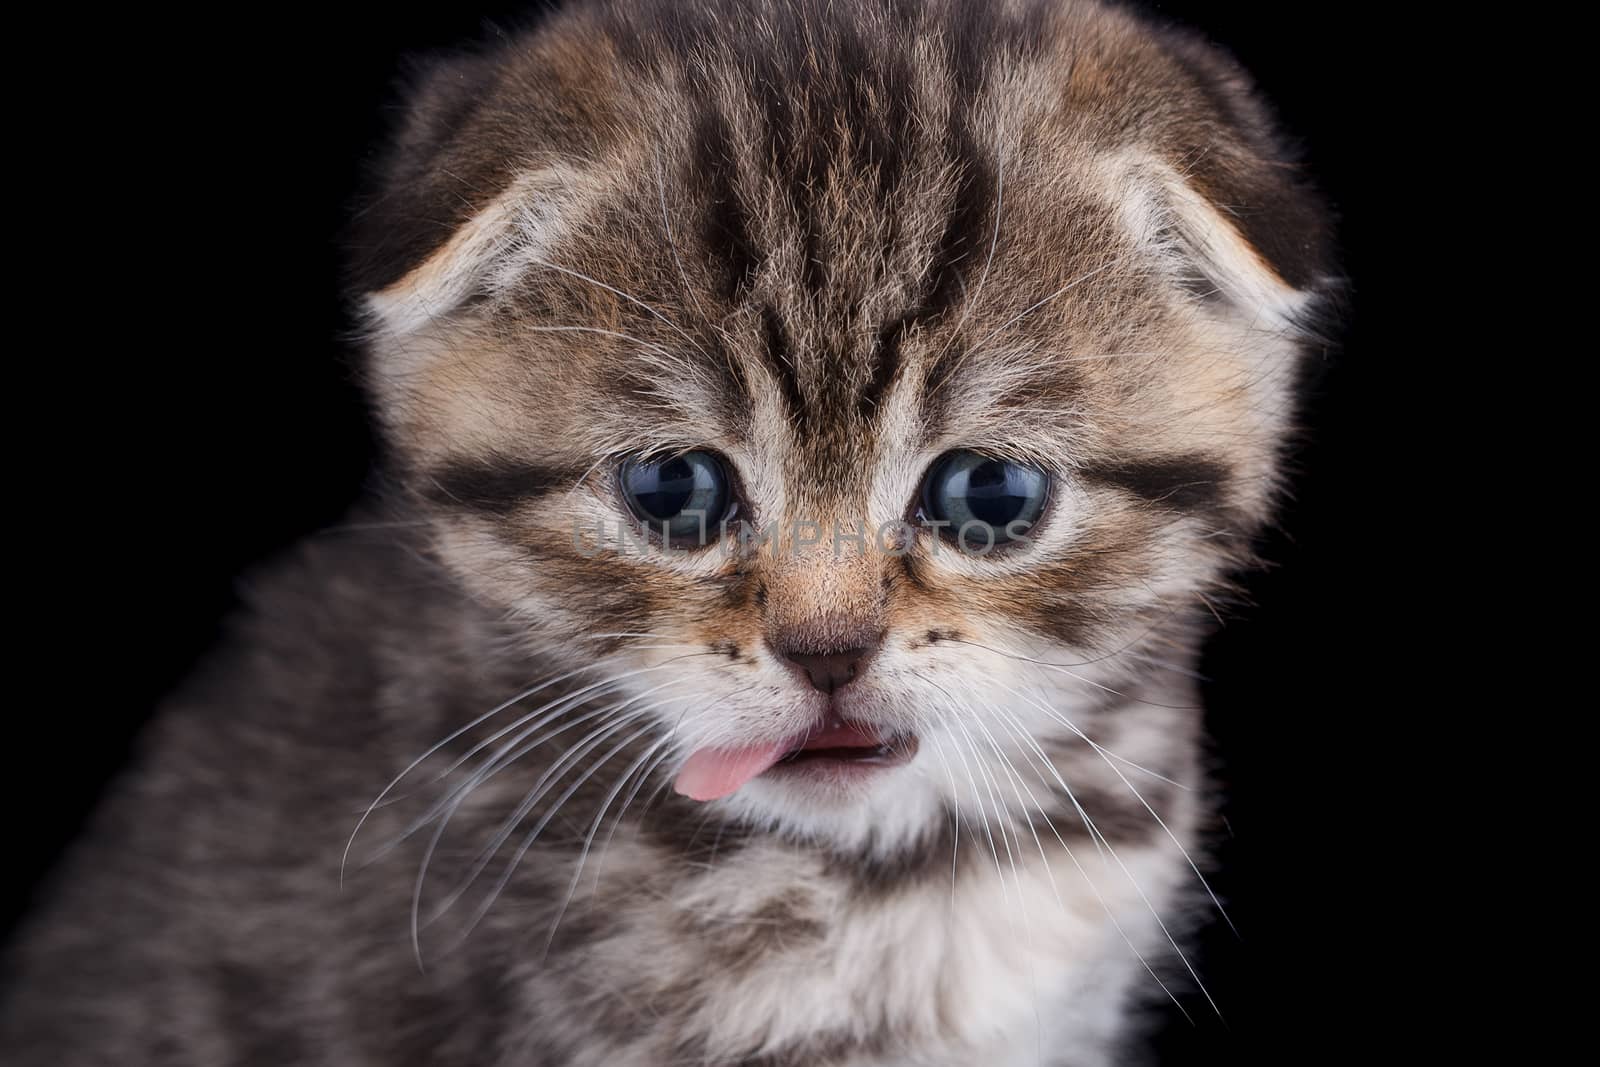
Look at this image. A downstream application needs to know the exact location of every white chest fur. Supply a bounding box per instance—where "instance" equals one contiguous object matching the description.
[579,829,1190,1067]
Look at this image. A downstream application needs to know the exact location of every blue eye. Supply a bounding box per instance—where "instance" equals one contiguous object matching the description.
[921,451,1048,549]
[620,451,732,543]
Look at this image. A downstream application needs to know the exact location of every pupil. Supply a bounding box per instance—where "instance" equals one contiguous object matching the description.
[635,457,696,518]
[963,461,1023,526]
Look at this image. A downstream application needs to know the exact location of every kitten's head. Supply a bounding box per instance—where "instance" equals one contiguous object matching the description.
[352,0,1334,853]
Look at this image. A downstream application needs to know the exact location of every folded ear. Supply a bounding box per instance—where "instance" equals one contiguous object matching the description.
[345,47,509,302]
[345,15,622,339]
[1098,25,1337,336]
[1117,154,1325,335]
[362,165,591,339]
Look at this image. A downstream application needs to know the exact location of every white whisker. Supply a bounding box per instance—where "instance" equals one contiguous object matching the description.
[1000,679,1232,936]
[523,256,709,362]
[978,697,1192,1023]
[540,733,676,959]
[449,718,665,949]
[343,662,609,883]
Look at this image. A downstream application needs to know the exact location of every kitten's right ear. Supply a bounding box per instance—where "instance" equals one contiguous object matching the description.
[361,163,589,340]
[345,50,505,301]
[346,33,608,342]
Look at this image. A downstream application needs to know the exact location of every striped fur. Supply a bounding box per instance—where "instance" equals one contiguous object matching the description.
[2,3,1335,1064]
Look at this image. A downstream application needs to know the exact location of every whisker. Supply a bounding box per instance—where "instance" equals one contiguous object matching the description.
[978,697,1192,1023]
[343,662,615,883]
[398,693,639,860]
[969,709,1058,898]
[585,739,680,896]
[523,256,710,362]
[413,702,670,964]
[541,734,676,959]
[967,707,1058,1060]
[411,682,690,933]
[519,324,671,356]
[449,718,665,949]
[407,700,647,963]
[920,729,964,908]
[932,683,1018,905]
[963,711,1031,900]
[367,659,707,861]
[963,257,1126,360]
[943,719,1007,899]
[950,636,1199,713]
[978,693,1221,1020]
[1000,679,1232,936]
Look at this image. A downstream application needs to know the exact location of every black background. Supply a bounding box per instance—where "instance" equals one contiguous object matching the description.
[11,2,1419,1061]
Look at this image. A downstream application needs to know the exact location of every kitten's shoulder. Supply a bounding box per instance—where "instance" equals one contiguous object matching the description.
[1,507,507,1059]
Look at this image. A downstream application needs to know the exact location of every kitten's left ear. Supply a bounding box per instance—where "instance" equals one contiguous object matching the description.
[1116,154,1328,335]
[1109,26,1339,334]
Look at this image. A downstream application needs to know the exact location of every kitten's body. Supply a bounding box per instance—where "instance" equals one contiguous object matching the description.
[2,1,1333,1063]
[4,525,1194,1066]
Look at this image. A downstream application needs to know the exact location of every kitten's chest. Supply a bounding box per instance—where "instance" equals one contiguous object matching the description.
[568,838,1175,1067]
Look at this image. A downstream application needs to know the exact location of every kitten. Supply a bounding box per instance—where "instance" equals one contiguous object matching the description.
[1,1,1335,1064]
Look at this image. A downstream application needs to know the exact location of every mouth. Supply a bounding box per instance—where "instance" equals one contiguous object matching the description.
[774,714,915,767]
[673,713,918,802]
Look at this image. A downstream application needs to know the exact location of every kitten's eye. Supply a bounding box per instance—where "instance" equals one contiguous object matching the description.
[620,451,732,543]
[921,451,1049,548]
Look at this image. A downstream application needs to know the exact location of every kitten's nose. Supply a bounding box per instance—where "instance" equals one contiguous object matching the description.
[781,646,876,694]
[764,597,884,694]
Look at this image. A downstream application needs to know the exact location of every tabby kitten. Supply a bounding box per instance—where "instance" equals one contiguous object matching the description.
[1,1,1334,1064]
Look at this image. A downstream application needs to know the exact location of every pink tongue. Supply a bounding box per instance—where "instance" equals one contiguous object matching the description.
[674,741,790,801]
